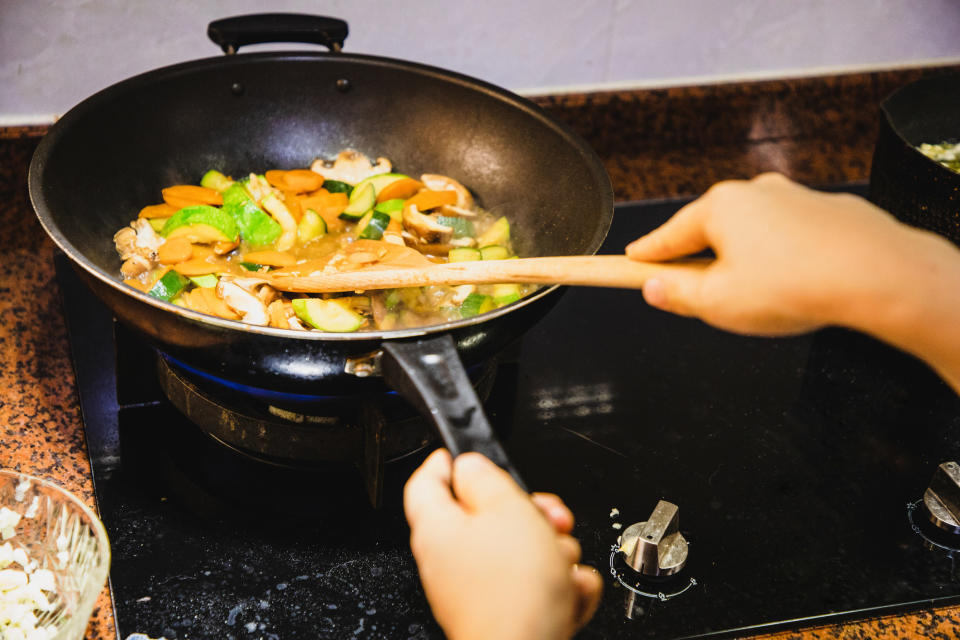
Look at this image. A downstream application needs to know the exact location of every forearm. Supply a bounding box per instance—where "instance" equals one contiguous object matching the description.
[838,227,960,394]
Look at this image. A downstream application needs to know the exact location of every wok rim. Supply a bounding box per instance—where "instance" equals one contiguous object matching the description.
[29,49,614,342]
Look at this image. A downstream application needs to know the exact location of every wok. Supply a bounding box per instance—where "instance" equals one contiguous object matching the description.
[870,72,960,246]
[29,14,613,485]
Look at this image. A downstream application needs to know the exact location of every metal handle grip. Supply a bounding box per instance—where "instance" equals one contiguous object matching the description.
[381,335,527,491]
[207,14,349,54]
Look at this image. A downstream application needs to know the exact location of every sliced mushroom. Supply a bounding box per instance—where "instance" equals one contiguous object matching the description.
[449,237,477,247]
[420,174,473,209]
[243,173,275,203]
[268,299,307,330]
[120,254,152,279]
[310,150,392,185]
[217,280,269,325]
[402,204,453,244]
[451,285,476,305]
[439,204,479,218]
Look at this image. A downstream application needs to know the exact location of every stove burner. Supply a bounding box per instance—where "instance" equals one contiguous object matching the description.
[155,354,500,505]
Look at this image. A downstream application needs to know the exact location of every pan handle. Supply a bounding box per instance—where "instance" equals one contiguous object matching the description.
[381,335,527,491]
[207,14,349,55]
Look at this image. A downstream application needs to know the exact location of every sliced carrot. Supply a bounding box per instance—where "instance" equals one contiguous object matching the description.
[191,245,216,259]
[213,241,238,255]
[162,185,223,208]
[180,289,210,314]
[197,287,240,320]
[283,191,304,224]
[173,257,223,276]
[123,278,151,292]
[157,237,193,264]
[283,169,324,193]
[265,170,289,190]
[405,189,457,211]
[138,203,178,219]
[242,250,296,267]
[376,178,424,203]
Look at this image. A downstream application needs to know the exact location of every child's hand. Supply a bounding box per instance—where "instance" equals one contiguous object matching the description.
[404,449,603,640]
[626,173,937,336]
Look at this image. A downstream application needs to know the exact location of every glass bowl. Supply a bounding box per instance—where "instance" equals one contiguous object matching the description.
[0,469,110,640]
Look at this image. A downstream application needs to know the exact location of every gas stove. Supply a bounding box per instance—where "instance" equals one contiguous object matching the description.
[58,189,960,639]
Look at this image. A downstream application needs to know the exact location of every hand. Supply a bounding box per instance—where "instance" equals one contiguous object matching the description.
[404,449,603,640]
[626,173,946,336]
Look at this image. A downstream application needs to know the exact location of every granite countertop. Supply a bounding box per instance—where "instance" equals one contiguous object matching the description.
[2,63,959,639]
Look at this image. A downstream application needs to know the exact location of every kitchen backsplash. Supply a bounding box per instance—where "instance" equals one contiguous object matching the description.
[2,0,960,124]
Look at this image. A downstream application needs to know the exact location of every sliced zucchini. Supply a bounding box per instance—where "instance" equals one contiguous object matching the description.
[148,270,190,302]
[240,261,265,272]
[161,205,239,243]
[374,198,406,214]
[357,210,392,240]
[492,283,522,305]
[480,245,510,261]
[352,173,409,199]
[292,298,364,332]
[384,289,401,310]
[476,216,510,247]
[147,217,170,232]
[460,293,495,318]
[436,215,475,238]
[200,170,234,192]
[322,179,353,195]
[448,247,482,262]
[221,183,281,246]
[188,274,218,288]
[298,208,327,243]
[339,182,375,222]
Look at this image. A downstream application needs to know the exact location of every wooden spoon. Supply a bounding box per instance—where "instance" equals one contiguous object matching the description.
[265,240,708,293]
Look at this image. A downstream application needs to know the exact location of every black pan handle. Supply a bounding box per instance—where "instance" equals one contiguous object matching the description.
[381,335,527,492]
[207,14,348,55]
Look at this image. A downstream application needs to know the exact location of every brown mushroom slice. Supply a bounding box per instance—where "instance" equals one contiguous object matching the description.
[402,204,454,244]
[217,280,269,325]
[310,150,392,185]
[420,174,474,209]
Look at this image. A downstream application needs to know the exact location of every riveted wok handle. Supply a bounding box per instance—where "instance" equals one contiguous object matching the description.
[208,14,348,54]
[381,335,527,492]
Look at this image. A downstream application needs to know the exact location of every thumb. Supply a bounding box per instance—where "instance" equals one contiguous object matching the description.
[452,452,527,512]
[642,267,708,318]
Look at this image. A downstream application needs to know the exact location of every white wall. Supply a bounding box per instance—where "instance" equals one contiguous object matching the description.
[2,0,959,124]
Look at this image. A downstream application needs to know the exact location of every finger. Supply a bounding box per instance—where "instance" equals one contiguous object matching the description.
[556,534,582,565]
[451,452,527,512]
[404,448,459,527]
[625,198,710,262]
[571,564,604,632]
[641,264,710,317]
[531,493,575,534]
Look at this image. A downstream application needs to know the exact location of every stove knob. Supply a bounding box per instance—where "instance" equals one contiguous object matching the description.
[619,500,688,577]
[923,461,960,534]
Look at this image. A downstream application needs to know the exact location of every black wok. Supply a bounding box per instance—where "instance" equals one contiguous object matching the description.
[870,72,960,246]
[29,15,613,484]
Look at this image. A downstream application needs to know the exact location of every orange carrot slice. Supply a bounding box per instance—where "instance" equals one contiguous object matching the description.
[242,250,297,267]
[173,258,223,276]
[197,287,240,320]
[157,237,193,264]
[123,278,151,292]
[138,203,178,219]
[283,169,324,193]
[376,178,424,203]
[405,189,457,211]
[162,185,223,208]
[213,241,238,255]
[265,170,289,190]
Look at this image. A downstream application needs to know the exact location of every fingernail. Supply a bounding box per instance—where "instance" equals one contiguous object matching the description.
[454,452,492,473]
[643,278,667,307]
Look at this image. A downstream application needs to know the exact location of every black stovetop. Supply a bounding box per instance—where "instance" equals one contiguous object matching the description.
[58,188,960,640]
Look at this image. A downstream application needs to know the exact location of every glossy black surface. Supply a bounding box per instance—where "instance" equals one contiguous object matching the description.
[60,192,960,640]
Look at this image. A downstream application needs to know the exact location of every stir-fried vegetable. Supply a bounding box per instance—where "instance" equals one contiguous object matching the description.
[113,149,535,332]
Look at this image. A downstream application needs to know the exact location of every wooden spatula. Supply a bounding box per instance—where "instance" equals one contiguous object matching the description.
[265,240,708,293]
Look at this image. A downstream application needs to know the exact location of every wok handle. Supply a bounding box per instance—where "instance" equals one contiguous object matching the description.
[381,335,527,492]
[208,14,349,54]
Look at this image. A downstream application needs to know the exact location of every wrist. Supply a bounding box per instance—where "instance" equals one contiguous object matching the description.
[838,227,960,388]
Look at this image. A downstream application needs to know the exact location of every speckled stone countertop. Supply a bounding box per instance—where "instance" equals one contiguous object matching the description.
[2,64,959,639]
